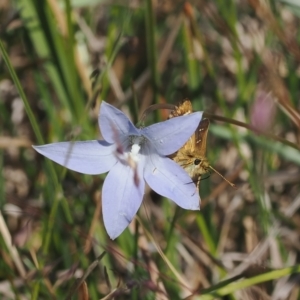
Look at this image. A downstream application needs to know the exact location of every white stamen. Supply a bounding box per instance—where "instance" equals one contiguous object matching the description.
[130,143,140,162]
[131,144,140,155]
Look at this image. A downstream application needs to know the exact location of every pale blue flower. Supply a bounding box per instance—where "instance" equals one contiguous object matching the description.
[33,102,203,239]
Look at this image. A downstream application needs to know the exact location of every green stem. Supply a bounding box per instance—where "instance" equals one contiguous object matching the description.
[0,40,44,145]
[0,39,73,255]
[199,265,300,299]
[145,0,159,108]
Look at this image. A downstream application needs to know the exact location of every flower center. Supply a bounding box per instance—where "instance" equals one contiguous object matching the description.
[128,135,146,162]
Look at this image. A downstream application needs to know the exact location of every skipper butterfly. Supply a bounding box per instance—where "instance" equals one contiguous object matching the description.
[169,100,235,189]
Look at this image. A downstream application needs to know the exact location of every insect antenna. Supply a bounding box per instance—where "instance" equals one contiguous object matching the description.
[208,165,236,188]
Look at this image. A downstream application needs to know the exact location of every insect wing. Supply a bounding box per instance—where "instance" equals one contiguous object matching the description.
[195,118,209,156]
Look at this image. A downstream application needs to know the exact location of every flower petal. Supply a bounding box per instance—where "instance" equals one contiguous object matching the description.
[33,140,117,175]
[144,152,200,210]
[142,112,203,155]
[102,159,145,239]
[99,101,139,143]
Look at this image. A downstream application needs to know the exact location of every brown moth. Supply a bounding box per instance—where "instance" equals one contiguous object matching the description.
[169,100,235,189]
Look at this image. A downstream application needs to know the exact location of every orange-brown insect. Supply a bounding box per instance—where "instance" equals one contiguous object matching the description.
[169,100,235,189]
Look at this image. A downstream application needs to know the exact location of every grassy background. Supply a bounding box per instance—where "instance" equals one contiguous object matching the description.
[1,0,300,299]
